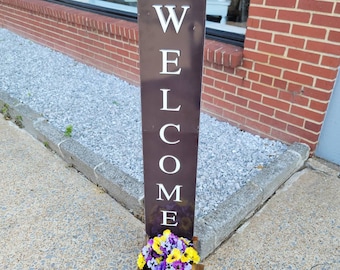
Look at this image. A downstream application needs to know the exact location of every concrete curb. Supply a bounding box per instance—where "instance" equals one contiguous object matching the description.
[0,91,310,259]
[195,142,310,258]
[0,91,144,219]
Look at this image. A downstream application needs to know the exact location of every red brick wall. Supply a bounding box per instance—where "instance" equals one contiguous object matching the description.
[203,0,340,150]
[1,0,339,150]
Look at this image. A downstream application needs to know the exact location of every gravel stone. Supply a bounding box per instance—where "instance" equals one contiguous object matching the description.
[0,29,287,218]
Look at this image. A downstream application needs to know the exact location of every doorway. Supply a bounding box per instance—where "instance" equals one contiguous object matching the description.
[315,71,340,165]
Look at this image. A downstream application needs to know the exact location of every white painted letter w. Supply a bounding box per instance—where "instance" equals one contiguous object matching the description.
[152,5,190,34]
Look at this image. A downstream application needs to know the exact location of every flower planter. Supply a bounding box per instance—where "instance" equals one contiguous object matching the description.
[138,264,204,270]
[137,230,203,270]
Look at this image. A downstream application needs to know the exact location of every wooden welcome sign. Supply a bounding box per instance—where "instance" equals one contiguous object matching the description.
[138,0,206,240]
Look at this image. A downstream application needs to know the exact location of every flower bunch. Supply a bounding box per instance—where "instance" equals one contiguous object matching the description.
[137,229,200,270]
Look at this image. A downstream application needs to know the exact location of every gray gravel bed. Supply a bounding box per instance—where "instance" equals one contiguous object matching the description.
[0,28,287,218]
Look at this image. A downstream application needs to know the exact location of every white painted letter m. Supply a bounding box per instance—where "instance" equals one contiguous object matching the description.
[156,183,183,202]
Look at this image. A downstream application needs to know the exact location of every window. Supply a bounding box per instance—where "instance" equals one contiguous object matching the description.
[47,0,247,46]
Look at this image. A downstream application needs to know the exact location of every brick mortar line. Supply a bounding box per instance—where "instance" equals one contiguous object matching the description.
[243,49,338,84]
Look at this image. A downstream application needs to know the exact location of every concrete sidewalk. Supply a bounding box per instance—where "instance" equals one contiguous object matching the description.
[0,117,145,269]
[0,116,339,269]
[204,157,340,269]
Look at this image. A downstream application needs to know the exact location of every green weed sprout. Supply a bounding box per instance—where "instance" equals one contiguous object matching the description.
[64,124,73,137]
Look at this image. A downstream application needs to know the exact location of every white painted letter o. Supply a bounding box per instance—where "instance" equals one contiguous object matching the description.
[159,155,180,174]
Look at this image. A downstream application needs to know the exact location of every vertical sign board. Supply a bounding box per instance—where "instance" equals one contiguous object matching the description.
[138,0,206,239]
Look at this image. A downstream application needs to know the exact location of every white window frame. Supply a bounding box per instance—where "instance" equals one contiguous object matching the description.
[70,0,246,35]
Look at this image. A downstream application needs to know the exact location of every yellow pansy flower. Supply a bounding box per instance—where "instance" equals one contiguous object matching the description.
[137,252,146,269]
[156,257,163,264]
[192,252,200,264]
[163,229,171,237]
[180,237,190,246]
[166,248,181,264]
[160,229,171,242]
[181,247,200,264]
[152,236,163,255]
